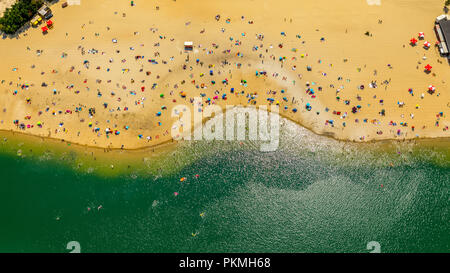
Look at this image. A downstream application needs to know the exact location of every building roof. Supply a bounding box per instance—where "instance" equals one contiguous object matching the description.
[438,18,450,50]
[38,5,50,16]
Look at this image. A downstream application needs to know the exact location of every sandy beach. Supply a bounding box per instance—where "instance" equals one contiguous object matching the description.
[0,0,449,150]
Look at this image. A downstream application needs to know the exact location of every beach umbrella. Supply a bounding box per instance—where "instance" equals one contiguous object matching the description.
[424,64,432,72]
[418,32,425,39]
[423,41,431,48]
[410,38,417,45]
[305,103,312,111]
[428,85,435,92]
[41,26,48,33]
[46,20,53,27]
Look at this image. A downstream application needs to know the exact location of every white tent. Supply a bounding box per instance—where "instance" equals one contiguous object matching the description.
[184,41,193,51]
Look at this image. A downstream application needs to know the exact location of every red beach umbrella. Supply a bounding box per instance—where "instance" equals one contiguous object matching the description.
[423,41,431,48]
[41,26,48,33]
[410,38,417,45]
[424,64,432,71]
[46,20,53,27]
[428,85,435,92]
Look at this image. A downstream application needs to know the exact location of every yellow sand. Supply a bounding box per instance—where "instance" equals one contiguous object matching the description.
[0,0,449,150]
[0,0,17,16]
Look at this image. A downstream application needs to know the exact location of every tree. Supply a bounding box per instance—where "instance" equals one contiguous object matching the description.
[0,0,44,34]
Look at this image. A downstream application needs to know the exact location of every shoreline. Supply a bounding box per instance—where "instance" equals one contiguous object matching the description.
[1,106,450,154]
[1,118,449,180]
[1,108,448,179]
[1,111,449,155]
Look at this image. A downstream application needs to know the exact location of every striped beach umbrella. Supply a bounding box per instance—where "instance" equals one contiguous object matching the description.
[418,32,425,39]
[428,85,435,92]
[423,41,431,48]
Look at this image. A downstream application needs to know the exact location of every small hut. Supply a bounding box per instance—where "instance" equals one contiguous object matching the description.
[38,5,53,20]
[184,41,193,51]
[435,15,450,56]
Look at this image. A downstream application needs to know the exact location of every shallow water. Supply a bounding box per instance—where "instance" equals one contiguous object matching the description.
[0,118,448,252]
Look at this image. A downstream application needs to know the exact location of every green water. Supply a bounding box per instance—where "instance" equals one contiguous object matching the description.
[0,119,448,253]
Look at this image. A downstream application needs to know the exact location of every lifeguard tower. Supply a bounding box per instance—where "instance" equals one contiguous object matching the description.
[184,41,193,51]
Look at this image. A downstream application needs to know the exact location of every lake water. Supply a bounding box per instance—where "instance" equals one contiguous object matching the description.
[0,118,448,252]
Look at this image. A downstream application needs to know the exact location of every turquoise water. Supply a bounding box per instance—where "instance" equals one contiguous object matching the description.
[0,120,448,253]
